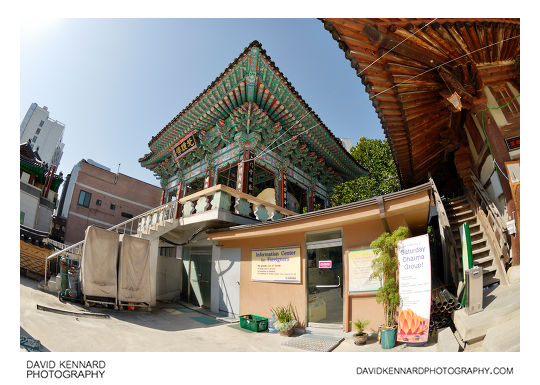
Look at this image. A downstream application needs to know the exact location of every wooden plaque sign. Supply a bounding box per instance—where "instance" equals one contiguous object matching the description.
[172,133,197,160]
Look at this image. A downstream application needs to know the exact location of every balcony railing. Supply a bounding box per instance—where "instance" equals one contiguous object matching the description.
[178,184,297,221]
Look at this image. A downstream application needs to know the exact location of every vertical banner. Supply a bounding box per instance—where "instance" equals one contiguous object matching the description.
[397,234,431,343]
[246,151,255,195]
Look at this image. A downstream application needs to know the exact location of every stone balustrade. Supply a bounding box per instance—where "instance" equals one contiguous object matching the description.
[179,184,296,222]
[136,200,177,234]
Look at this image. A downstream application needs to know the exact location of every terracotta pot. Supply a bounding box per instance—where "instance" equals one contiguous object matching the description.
[279,328,294,337]
[353,333,368,345]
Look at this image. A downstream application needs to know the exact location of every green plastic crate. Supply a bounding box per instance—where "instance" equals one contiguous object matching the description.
[240,314,268,332]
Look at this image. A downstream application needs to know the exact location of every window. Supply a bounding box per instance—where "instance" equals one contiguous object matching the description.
[32,136,37,143]
[110,203,116,210]
[39,120,44,127]
[20,211,25,224]
[159,247,176,258]
[217,162,238,189]
[490,83,520,123]
[96,199,102,206]
[35,128,41,135]
[121,212,133,219]
[184,177,205,196]
[77,190,92,208]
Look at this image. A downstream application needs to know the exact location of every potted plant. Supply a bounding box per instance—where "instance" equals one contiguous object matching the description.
[270,303,297,337]
[352,319,370,345]
[370,226,408,349]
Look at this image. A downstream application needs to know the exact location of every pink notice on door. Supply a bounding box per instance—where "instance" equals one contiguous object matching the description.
[319,260,332,269]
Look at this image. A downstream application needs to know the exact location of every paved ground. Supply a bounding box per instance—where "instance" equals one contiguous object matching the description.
[20,276,439,352]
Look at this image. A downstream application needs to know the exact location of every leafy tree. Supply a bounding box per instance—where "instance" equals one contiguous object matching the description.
[370,226,409,328]
[331,137,400,206]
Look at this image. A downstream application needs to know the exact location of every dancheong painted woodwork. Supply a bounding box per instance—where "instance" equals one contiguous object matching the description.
[321,19,520,189]
[140,41,367,212]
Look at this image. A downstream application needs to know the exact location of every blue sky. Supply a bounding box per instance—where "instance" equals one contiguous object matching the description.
[20,18,384,187]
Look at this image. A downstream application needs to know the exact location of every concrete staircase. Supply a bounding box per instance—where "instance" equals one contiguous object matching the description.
[137,211,178,240]
[444,196,502,287]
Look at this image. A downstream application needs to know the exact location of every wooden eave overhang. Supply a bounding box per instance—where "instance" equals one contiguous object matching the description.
[207,181,432,240]
[140,40,366,180]
[321,18,520,187]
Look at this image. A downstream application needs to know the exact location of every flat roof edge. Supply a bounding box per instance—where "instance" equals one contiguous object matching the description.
[208,181,432,235]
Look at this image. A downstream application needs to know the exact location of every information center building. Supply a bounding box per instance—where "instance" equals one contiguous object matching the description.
[140,41,366,215]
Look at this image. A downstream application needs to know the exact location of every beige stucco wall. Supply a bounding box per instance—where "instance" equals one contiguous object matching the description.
[219,207,423,332]
[342,215,409,332]
[222,233,308,325]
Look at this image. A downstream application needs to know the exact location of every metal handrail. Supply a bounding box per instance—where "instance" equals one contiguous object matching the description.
[469,172,506,232]
[429,175,460,289]
[44,200,178,284]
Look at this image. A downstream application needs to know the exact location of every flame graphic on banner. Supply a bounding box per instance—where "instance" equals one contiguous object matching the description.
[398,309,429,342]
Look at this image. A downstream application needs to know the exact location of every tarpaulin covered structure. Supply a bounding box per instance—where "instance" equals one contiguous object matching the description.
[81,226,120,299]
[118,234,151,304]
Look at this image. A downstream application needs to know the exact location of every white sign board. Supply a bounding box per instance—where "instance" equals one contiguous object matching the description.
[251,246,301,283]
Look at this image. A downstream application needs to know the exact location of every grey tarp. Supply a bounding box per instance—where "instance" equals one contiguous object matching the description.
[117,234,151,303]
[81,226,120,298]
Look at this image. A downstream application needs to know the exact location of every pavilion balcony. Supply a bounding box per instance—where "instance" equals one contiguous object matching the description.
[180,184,296,222]
[136,184,297,236]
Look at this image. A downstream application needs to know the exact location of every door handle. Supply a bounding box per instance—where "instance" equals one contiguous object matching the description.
[315,275,341,288]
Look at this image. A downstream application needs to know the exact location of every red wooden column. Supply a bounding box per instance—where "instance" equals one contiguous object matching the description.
[160,189,166,205]
[204,167,213,189]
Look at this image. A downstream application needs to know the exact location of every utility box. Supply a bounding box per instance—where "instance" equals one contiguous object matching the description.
[465,266,483,315]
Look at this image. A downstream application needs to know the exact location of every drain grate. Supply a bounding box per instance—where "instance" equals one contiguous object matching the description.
[282,334,344,352]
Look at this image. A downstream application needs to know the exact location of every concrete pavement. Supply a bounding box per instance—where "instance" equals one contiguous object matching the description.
[21,276,440,352]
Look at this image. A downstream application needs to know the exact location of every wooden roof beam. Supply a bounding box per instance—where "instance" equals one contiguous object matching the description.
[363,24,443,68]
[389,25,450,64]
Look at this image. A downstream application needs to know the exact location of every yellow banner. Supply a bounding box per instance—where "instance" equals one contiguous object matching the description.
[251,246,301,283]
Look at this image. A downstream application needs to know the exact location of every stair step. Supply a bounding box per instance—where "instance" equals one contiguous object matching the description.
[482,276,500,287]
[456,238,488,252]
[473,255,493,265]
[482,265,497,274]
[445,204,472,214]
[453,223,480,234]
[472,246,491,256]
[450,216,477,227]
[446,208,474,218]
[445,196,468,204]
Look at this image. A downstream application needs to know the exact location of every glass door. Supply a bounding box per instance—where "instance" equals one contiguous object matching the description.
[306,232,343,325]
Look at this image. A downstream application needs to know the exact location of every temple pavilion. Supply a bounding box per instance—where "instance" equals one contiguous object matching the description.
[140,40,366,215]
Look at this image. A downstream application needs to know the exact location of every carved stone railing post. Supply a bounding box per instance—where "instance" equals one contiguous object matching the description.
[211,190,231,211]
[270,210,283,221]
[253,203,269,222]
[235,198,251,217]
[195,196,210,214]
[183,200,195,217]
